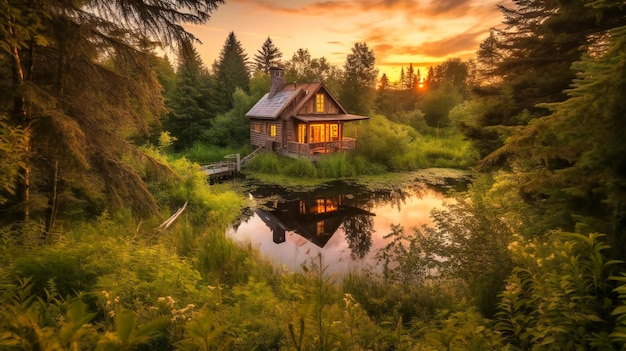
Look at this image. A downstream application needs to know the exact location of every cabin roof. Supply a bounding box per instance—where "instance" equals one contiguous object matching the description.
[246,82,356,120]
[293,114,369,122]
[245,88,301,119]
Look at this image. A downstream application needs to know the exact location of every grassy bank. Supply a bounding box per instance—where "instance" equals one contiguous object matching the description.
[243,116,477,182]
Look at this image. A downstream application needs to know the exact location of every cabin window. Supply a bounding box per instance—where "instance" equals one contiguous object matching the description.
[316,221,325,236]
[331,124,338,138]
[298,124,306,143]
[309,123,340,143]
[309,124,326,143]
[252,123,261,133]
[315,94,324,113]
[270,125,277,137]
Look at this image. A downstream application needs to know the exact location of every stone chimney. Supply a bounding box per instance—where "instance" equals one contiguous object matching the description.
[269,66,285,98]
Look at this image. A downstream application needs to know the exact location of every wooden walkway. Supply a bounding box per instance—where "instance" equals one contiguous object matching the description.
[200,146,264,181]
[200,161,238,180]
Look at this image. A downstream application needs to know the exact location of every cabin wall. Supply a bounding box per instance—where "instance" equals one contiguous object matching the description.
[250,119,283,149]
[298,91,340,114]
[285,117,295,143]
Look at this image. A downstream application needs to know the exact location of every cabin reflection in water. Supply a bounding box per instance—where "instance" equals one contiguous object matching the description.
[255,194,374,248]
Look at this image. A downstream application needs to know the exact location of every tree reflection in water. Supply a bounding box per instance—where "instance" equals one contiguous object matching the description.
[342,215,374,259]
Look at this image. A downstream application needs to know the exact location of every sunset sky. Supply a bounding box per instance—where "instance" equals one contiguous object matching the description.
[185,0,512,82]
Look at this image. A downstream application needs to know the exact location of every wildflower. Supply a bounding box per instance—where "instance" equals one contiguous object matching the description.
[164,296,175,307]
[505,283,520,294]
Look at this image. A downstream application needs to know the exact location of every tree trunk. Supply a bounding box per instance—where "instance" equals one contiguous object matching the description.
[8,13,31,223]
[44,160,59,237]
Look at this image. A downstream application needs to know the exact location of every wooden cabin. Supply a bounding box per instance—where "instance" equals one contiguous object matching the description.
[245,67,368,158]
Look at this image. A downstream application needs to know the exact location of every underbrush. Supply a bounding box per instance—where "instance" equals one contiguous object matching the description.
[175,142,252,164]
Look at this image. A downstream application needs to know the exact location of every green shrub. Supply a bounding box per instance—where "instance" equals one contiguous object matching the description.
[177,143,250,164]
[245,152,282,174]
[356,115,414,168]
[496,233,619,349]
[317,153,356,178]
[417,305,507,350]
[12,243,101,298]
[283,157,317,178]
[343,271,459,325]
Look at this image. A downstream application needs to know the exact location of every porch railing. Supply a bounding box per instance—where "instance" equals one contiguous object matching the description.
[285,138,356,156]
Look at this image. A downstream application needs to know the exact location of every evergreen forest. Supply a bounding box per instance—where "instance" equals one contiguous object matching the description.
[1,0,626,350]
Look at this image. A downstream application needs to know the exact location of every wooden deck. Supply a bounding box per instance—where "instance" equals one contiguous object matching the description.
[200,161,238,180]
[282,138,356,159]
[200,146,264,181]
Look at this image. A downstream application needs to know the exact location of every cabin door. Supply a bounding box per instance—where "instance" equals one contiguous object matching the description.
[310,124,325,143]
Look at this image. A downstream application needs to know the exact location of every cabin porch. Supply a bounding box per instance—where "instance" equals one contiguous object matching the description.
[283,138,356,157]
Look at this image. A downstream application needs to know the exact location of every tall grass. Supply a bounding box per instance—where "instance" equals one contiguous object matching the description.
[245,151,282,174]
[177,142,252,164]
[391,132,478,170]
[317,153,356,178]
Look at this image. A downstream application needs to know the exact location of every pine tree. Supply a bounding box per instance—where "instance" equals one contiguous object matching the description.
[476,29,503,85]
[494,0,624,112]
[214,31,250,112]
[379,73,389,90]
[416,68,422,88]
[164,40,218,149]
[425,66,434,89]
[340,42,378,115]
[253,37,283,73]
[0,0,224,225]
[486,22,626,251]
[405,63,415,90]
[431,58,469,92]
[469,0,626,166]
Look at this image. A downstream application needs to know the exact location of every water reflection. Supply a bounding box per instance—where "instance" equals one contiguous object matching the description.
[229,179,462,274]
[255,193,375,257]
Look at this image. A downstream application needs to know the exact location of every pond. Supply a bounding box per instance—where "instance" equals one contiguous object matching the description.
[227,173,468,276]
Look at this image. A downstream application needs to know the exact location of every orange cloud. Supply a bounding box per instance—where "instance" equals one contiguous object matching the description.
[188,0,512,81]
[227,0,501,20]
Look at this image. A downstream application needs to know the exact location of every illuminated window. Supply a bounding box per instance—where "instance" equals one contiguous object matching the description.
[310,124,325,143]
[315,94,324,113]
[331,124,338,138]
[298,124,306,143]
[252,123,261,133]
[270,125,277,137]
[316,221,325,236]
